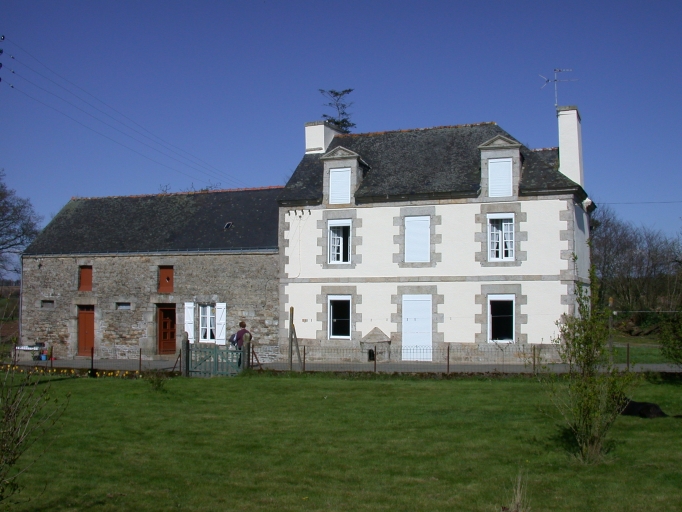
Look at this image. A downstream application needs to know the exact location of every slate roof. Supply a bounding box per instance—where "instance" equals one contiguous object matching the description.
[279,123,585,205]
[24,187,283,256]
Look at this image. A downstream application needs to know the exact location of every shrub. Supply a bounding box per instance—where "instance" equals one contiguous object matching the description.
[541,266,638,464]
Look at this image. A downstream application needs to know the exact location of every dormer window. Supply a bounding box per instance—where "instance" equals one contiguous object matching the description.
[329,168,351,204]
[488,158,512,197]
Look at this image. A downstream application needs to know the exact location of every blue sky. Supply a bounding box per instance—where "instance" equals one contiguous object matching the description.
[2,0,681,234]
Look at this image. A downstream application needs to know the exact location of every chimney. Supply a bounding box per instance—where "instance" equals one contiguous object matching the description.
[557,106,584,187]
[305,121,342,154]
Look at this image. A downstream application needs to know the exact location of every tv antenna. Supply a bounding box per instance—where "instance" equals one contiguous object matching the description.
[540,69,578,108]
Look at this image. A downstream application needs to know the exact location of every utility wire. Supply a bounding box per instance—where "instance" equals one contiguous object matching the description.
[600,201,682,205]
[8,68,242,187]
[3,36,248,186]
[8,54,246,186]
[3,81,214,185]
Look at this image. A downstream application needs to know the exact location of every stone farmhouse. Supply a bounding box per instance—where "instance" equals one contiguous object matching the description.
[21,106,592,362]
[21,188,281,359]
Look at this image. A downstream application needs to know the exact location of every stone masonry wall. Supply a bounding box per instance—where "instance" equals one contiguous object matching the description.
[21,252,279,359]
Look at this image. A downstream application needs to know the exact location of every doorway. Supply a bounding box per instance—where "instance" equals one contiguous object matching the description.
[77,305,95,356]
[157,305,177,354]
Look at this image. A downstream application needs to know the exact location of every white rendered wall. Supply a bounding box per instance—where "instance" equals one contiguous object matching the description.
[284,199,570,280]
[282,197,575,345]
[283,280,567,345]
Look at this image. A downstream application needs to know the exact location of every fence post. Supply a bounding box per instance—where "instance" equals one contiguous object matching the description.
[374,345,377,373]
[139,346,142,373]
[446,344,450,375]
[288,307,294,371]
[532,345,536,375]
[90,346,95,377]
[244,341,251,370]
[627,343,630,370]
[303,345,306,372]
[182,333,190,377]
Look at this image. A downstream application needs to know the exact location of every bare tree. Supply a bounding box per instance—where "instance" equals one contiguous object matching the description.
[590,206,681,318]
[319,89,356,134]
[0,171,42,277]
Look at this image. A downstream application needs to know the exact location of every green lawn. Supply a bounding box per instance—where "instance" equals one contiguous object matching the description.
[10,372,682,511]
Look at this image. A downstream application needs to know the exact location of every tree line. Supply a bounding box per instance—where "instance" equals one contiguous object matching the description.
[590,205,681,332]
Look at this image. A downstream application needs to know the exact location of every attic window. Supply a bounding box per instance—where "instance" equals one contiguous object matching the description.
[41,300,55,309]
[116,302,132,310]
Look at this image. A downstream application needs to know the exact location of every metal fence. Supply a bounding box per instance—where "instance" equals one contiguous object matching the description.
[12,344,181,372]
[251,344,680,374]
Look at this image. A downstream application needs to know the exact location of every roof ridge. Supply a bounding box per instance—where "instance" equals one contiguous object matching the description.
[336,121,498,138]
[70,185,284,201]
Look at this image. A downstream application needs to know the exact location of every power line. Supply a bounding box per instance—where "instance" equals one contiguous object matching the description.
[600,201,682,205]
[8,54,245,186]
[2,36,248,187]
[3,81,214,185]
[8,68,242,187]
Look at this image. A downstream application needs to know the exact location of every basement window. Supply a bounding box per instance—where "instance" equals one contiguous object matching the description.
[328,295,351,339]
[488,294,515,343]
[41,300,55,309]
[116,302,131,310]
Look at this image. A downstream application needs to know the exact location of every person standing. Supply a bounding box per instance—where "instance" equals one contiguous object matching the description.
[235,321,251,367]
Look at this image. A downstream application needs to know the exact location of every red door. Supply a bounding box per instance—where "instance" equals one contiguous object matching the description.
[78,306,95,356]
[158,306,176,354]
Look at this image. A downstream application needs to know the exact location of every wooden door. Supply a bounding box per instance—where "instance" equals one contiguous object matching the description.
[78,305,95,356]
[158,306,176,354]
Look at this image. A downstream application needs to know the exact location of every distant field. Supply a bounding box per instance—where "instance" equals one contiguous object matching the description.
[8,372,682,511]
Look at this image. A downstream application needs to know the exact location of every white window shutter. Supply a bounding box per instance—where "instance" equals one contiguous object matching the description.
[488,159,512,197]
[329,168,351,204]
[184,302,195,343]
[215,303,227,345]
[405,216,430,263]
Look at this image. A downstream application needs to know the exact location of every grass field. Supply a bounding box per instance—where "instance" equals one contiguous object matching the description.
[9,372,682,511]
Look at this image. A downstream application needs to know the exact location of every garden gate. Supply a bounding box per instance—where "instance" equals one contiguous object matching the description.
[188,344,242,377]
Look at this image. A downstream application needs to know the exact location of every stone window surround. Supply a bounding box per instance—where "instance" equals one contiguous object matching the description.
[316,286,362,343]
[475,202,527,267]
[474,284,528,344]
[316,209,362,269]
[392,206,442,268]
[390,285,444,346]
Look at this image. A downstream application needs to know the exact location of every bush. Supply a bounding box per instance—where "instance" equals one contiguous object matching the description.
[659,313,682,366]
[541,266,638,464]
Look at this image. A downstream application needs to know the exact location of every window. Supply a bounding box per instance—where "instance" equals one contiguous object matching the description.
[404,216,430,263]
[199,305,216,341]
[489,294,514,342]
[488,158,512,197]
[116,302,131,310]
[328,220,351,264]
[488,214,514,261]
[328,295,351,338]
[158,266,174,293]
[329,168,351,204]
[79,266,92,291]
[41,300,55,309]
